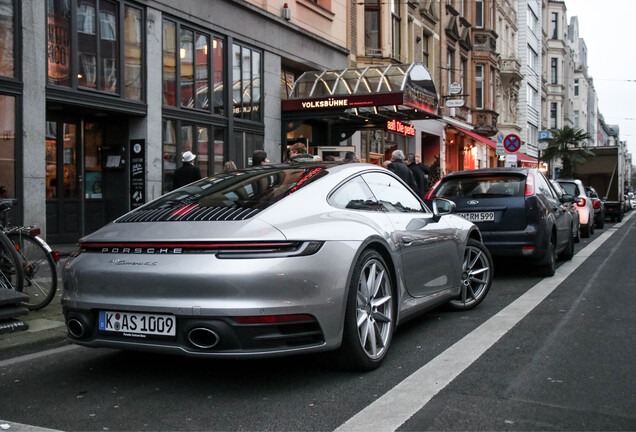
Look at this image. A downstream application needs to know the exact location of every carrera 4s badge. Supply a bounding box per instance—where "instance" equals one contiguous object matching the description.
[109,259,158,266]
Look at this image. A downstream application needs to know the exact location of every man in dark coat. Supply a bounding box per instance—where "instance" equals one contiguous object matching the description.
[387,150,418,193]
[173,151,202,189]
[406,153,428,199]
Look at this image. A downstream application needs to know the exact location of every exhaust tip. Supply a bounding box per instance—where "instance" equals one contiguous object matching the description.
[187,327,220,349]
[67,318,85,338]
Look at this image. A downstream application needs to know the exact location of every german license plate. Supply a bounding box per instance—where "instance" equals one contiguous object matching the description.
[98,311,176,337]
[458,212,495,222]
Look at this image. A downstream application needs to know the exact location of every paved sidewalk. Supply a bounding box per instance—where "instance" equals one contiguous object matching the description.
[0,244,78,361]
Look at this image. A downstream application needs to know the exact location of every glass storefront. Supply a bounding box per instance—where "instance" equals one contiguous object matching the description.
[0,94,15,199]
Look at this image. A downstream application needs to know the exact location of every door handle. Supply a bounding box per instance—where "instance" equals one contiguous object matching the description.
[402,236,414,245]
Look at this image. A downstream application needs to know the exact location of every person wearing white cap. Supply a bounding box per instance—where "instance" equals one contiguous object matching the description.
[173,151,202,189]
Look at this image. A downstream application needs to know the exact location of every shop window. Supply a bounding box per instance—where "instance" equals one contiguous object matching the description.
[162,19,224,114]
[0,94,15,198]
[123,5,142,100]
[76,0,118,92]
[162,118,225,193]
[232,43,262,121]
[0,0,15,78]
[47,0,72,87]
[47,0,144,99]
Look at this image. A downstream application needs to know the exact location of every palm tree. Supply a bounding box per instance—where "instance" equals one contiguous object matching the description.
[540,126,593,178]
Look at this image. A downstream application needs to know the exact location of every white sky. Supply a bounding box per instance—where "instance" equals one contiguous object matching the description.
[564,0,636,157]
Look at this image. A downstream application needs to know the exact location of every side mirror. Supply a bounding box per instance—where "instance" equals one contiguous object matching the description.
[561,193,575,203]
[432,198,456,221]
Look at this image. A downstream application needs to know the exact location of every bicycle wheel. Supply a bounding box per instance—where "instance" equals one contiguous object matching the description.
[0,231,23,292]
[8,233,57,310]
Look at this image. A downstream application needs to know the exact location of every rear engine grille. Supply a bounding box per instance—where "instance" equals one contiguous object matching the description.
[116,204,262,223]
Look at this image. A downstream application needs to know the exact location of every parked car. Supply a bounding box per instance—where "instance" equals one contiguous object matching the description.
[425,167,575,276]
[628,192,636,210]
[551,180,581,243]
[62,162,493,371]
[585,186,605,229]
[557,179,595,238]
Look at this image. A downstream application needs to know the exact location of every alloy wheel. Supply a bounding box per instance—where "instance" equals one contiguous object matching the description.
[356,258,393,360]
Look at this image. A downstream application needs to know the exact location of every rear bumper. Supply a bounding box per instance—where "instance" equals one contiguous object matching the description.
[480,224,548,259]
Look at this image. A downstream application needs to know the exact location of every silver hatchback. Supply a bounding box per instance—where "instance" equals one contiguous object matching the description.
[62,162,493,370]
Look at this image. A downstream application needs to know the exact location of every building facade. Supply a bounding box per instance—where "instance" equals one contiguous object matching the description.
[1,0,348,242]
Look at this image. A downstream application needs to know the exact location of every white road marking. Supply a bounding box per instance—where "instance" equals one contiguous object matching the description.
[336,212,632,432]
[0,344,80,369]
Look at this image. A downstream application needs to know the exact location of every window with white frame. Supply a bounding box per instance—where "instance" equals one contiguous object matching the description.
[550,102,558,129]
[527,7,538,33]
[475,64,484,109]
[475,0,484,28]
[574,110,580,128]
[550,58,558,84]
[489,66,495,110]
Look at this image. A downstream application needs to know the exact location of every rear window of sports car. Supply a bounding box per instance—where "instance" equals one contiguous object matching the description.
[116,166,328,223]
[433,175,525,198]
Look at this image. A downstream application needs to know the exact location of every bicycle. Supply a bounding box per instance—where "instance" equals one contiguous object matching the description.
[0,200,23,293]
[1,199,59,310]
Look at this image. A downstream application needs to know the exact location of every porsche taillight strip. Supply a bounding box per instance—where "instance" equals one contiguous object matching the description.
[77,241,324,258]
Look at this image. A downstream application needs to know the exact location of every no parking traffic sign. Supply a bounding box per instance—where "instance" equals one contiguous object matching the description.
[504,134,521,152]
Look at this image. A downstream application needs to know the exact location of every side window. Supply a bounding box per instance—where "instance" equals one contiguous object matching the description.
[329,175,380,211]
[536,173,555,199]
[362,172,425,213]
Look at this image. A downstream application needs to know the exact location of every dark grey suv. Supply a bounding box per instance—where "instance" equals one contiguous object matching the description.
[426,168,575,276]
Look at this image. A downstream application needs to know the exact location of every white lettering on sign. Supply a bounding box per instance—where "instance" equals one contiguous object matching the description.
[301,98,349,109]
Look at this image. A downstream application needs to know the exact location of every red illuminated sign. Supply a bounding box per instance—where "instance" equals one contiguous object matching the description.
[386,119,415,136]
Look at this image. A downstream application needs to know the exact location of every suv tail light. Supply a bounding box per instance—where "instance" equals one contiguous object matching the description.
[592,199,601,209]
[576,197,586,207]
[525,174,535,196]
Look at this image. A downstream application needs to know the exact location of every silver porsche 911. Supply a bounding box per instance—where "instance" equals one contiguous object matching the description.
[62,162,493,371]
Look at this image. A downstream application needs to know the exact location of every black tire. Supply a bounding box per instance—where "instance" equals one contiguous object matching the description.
[448,239,493,310]
[573,224,581,243]
[7,233,57,310]
[336,249,394,371]
[558,228,574,261]
[0,232,23,292]
[581,222,591,238]
[596,213,605,229]
[537,234,556,277]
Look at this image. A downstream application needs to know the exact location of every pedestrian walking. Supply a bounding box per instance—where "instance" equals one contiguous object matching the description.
[387,150,417,192]
[251,150,269,166]
[173,151,202,189]
[288,143,314,162]
[406,153,428,200]
[223,160,237,173]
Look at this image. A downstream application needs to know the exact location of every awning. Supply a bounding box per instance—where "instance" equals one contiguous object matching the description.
[450,125,537,165]
[282,63,439,121]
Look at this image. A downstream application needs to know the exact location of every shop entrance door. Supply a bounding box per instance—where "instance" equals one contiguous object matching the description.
[45,121,81,243]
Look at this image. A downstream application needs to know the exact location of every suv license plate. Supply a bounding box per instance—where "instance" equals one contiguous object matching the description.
[98,311,176,337]
[459,212,495,222]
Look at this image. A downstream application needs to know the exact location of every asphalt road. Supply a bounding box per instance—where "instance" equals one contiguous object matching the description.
[1,214,635,431]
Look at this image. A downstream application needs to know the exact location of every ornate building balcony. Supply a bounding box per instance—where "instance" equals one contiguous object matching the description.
[472,109,499,137]
[472,29,497,55]
[500,56,522,81]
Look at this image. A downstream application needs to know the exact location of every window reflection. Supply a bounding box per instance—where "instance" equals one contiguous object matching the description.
[124,6,142,100]
[0,95,15,198]
[0,0,14,77]
[47,0,71,86]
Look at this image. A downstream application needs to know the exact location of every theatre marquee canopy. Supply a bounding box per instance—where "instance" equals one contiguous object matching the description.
[282,63,439,124]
